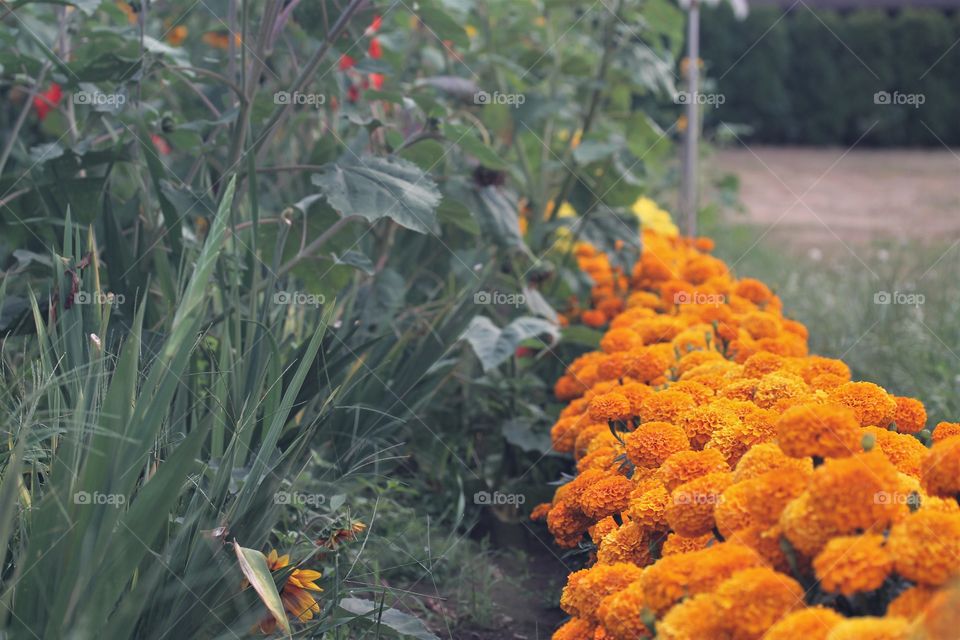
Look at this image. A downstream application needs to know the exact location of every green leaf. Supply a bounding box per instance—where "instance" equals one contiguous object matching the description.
[461,316,558,372]
[414,2,469,49]
[502,418,556,455]
[234,545,291,637]
[444,123,507,169]
[340,598,440,640]
[311,156,441,234]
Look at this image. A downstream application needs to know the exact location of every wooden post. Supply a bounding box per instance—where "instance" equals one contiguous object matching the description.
[680,0,700,237]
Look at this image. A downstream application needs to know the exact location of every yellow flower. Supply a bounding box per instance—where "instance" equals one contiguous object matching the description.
[631,197,679,237]
[259,550,322,630]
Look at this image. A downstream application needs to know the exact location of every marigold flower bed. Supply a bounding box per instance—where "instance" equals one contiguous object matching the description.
[535,226,960,640]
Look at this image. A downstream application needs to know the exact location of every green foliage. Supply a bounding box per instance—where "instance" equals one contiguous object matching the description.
[702,5,960,146]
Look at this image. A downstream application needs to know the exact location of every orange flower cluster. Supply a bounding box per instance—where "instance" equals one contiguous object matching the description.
[538,229,960,639]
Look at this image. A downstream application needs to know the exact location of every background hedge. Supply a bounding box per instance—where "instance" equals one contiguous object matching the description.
[701,6,960,146]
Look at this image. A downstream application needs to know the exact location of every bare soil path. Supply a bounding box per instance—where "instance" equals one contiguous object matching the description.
[712,146,960,246]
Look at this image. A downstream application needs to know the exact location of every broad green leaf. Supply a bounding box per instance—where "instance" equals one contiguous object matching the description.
[234,545,291,637]
[311,156,441,234]
[444,123,507,169]
[502,418,555,455]
[461,315,558,372]
[339,597,439,640]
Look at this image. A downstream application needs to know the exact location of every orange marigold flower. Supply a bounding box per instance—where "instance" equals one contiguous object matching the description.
[582,309,608,328]
[734,278,773,305]
[823,616,911,640]
[805,452,905,537]
[733,442,813,482]
[742,351,787,378]
[813,534,893,595]
[893,396,927,434]
[741,311,782,340]
[657,448,729,492]
[588,392,633,423]
[625,483,671,532]
[714,567,804,640]
[552,617,595,640]
[753,372,809,410]
[676,349,724,376]
[666,471,733,537]
[597,582,651,640]
[574,423,614,458]
[656,593,727,640]
[727,523,790,572]
[715,481,755,538]
[600,327,642,353]
[555,374,587,401]
[597,520,654,567]
[550,415,589,453]
[640,390,696,424]
[798,356,851,385]
[675,404,741,450]
[763,606,844,640]
[621,348,671,383]
[829,381,897,428]
[888,510,960,586]
[618,382,655,415]
[623,421,690,469]
[921,435,960,498]
[933,421,960,443]
[660,532,715,556]
[706,409,778,467]
[914,584,960,639]
[886,584,938,618]
[776,402,862,459]
[560,563,644,621]
[740,468,808,528]
[547,501,592,548]
[864,426,927,477]
[580,475,634,520]
[588,516,619,544]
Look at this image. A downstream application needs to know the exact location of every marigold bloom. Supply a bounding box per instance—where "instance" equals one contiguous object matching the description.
[733,442,812,482]
[823,616,911,640]
[921,435,960,498]
[776,402,861,459]
[660,532,715,556]
[933,421,960,443]
[588,517,619,544]
[734,278,773,304]
[582,309,608,328]
[753,372,808,410]
[621,348,671,383]
[914,584,960,639]
[547,500,591,547]
[864,426,926,477]
[813,534,893,595]
[829,381,897,428]
[597,520,653,567]
[597,582,651,640]
[713,567,804,640]
[600,327,643,353]
[666,471,732,537]
[625,483,671,532]
[623,422,690,469]
[656,593,727,640]
[676,349,724,376]
[588,392,633,423]
[715,481,755,538]
[560,563,644,621]
[675,404,741,450]
[892,396,926,434]
[727,524,790,572]
[580,474,634,520]
[707,408,778,466]
[740,468,808,528]
[888,510,960,586]
[762,606,844,640]
[886,584,937,618]
[552,617,595,640]
[657,448,729,492]
[618,382,655,415]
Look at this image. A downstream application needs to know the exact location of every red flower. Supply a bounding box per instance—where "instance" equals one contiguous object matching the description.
[368,37,382,59]
[347,84,360,103]
[151,134,171,156]
[33,83,63,121]
[515,346,536,359]
[366,15,382,35]
[370,73,385,90]
[338,54,355,71]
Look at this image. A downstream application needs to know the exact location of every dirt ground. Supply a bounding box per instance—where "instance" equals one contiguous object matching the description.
[712,146,960,246]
